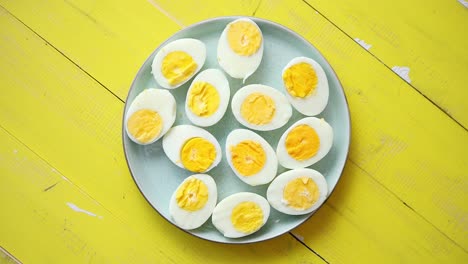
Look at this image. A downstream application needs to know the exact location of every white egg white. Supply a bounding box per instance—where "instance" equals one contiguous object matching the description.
[217,18,264,82]
[125,88,176,145]
[162,125,222,173]
[152,38,206,89]
[231,84,292,131]
[277,117,333,169]
[267,168,328,215]
[212,192,270,238]
[225,129,278,186]
[282,57,329,116]
[185,69,230,127]
[169,174,218,230]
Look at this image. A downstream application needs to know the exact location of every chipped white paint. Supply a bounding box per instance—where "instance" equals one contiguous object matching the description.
[458,0,468,8]
[295,233,305,242]
[354,38,372,50]
[13,149,18,154]
[66,202,101,218]
[392,66,412,83]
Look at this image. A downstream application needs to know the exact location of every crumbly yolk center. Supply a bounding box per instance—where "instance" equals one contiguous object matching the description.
[283,177,320,210]
[285,125,320,161]
[127,109,163,143]
[175,178,208,211]
[240,93,276,125]
[230,140,266,177]
[161,51,197,86]
[283,62,318,98]
[187,82,220,117]
[227,21,262,56]
[180,137,216,172]
[231,202,264,233]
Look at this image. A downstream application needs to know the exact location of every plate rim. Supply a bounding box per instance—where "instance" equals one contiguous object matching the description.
[122,15,351,244]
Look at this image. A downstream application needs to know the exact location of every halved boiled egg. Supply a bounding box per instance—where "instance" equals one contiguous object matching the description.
[212,192,270,238]
[185,69,230,127]
[152,38,206,89]
[217,18,264,82]
[277,117,333,169]
[162,125,222,173]
[282,57,329,116]
[267,168,328,215]
[169,174,217,230]
[125,88,176,145]
[225,129,277,186]
[231,84,292,131]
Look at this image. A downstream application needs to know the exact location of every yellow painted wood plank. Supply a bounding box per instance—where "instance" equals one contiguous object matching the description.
[252,0,468,250]
[0,7,325,264]
[0,0,181,100]
[304,0,468,127]
[0,127,172,263]
[1,0,467,261]
[293,162,468,263]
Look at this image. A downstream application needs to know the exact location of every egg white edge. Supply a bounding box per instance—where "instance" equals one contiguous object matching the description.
[125,88,177,145]
[225,129,278,186]
[184,68,230,127]
[282,57,330,116]
[151,38,207,89]
[169,174,218,230]
[266,168,328,215]
[162,125,223,172]
[277,117,334,169]
[211,192,270,238]
[231,84,293,131]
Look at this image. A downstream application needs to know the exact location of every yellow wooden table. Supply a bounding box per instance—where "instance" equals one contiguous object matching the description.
[1,0,467,263]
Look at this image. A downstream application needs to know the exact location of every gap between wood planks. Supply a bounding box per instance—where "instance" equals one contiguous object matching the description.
[299,0,467,132]
[1,2,466,261]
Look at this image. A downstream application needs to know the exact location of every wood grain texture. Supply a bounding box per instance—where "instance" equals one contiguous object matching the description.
[0,7,325,264]
[0,0,467,262]
[304,0,468,128]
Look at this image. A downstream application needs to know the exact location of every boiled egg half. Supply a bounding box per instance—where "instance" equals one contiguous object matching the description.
[169,174,217,230]
[185,69,230,127]
[267,168,328,215]
[212,192,270,238]
[225,129,277,186]
[217,18,264,82]
[152,38,206,89]
[277,117,333,169]
[125,88,176,145]
[163,125,222,173]
[231,84,292,131]
[282,57,329,116]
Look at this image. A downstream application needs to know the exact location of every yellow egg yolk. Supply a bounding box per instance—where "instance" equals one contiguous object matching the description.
[187,82,220,117]
[230,140,266,176]
[240,93,276,125]
[227,21,262,56]
[283,62,318,98]
[161,51,197,86]
[283,176,320,210]
[285,124,320,161]
[127,109,163,143]
[231,202,264,233]
[175,178,209,211]
[180,137,217,172]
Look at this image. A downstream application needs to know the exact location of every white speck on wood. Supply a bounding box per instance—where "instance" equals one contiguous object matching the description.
[13,149,18,154]
[295,233,305,242]
[354,38,372,50]
[66,202,102,218]
[392,66,412,83]
[458,0,468,8]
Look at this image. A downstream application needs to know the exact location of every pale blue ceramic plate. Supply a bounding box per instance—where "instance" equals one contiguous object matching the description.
[123,17,350,244]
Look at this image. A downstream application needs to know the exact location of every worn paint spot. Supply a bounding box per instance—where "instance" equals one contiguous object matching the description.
[295,233,305,242]
[458,0,468,8]
[66,202,102,218]
[147,0,185,28]
[392,66,412,83]
[354,38,372,50]
[13,149,18,154]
